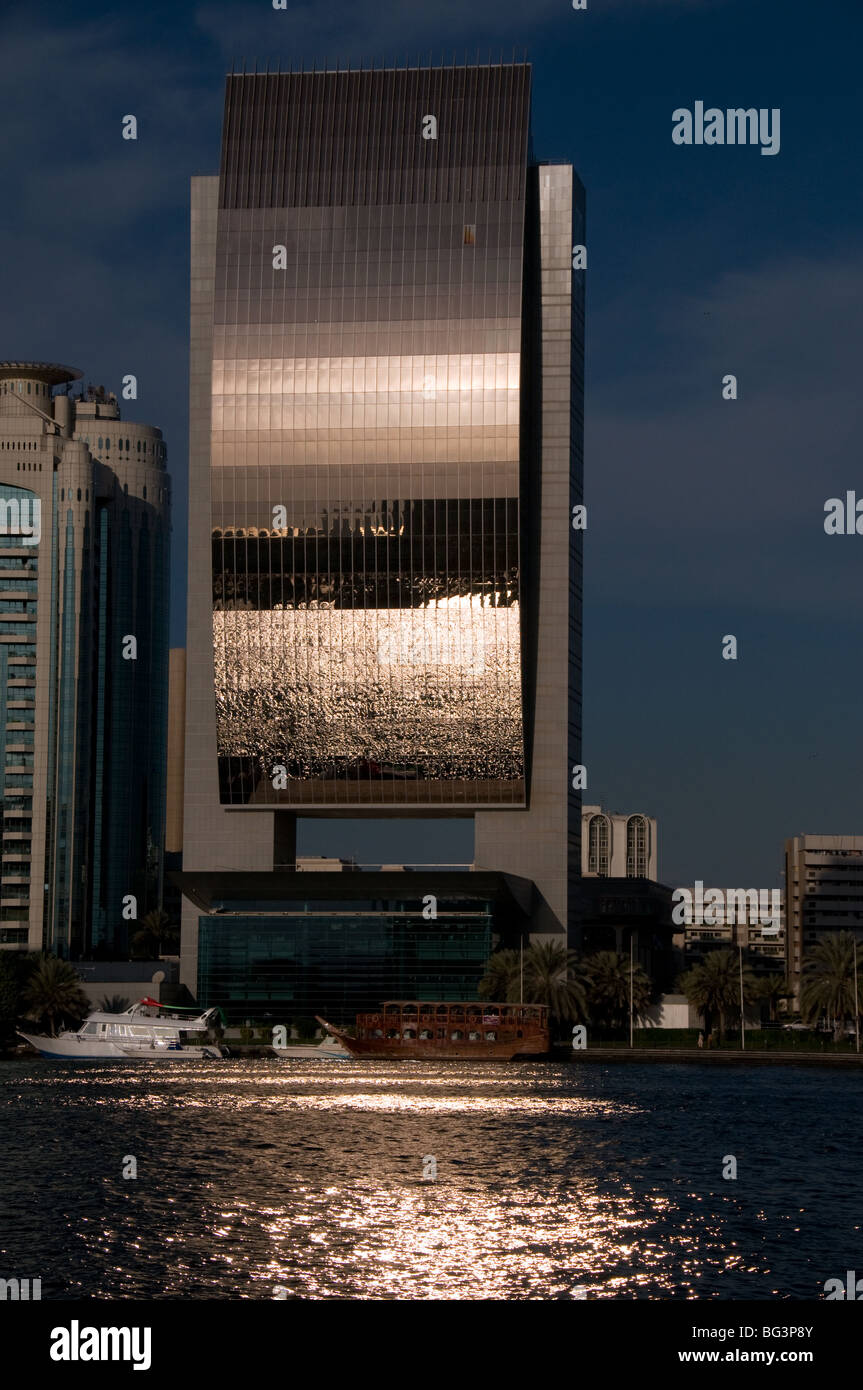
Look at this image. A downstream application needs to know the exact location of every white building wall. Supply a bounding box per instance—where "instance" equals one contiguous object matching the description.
[581,804,658,879]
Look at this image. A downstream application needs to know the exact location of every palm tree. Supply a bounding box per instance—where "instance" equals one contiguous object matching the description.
[752,973,792,1024]
[0,951,38,1041]
[522,941,589,1027]
[478,950,520,1003]
[582,950,651,1035]
[132,909,179,958]
[97,994,131,1014]
[800,932,862,1037]
[22,957,89,1036]
[679,949,754,1042]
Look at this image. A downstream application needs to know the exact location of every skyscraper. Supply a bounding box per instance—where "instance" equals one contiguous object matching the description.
[0,365,170,958]
[785,835,863,991]
[182,62,583,1009]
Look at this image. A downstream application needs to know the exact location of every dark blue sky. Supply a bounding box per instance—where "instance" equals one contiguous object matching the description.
[2,0,860,884]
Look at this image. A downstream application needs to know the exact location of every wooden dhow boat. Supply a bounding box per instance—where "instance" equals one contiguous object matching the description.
[316,1001,549,1060]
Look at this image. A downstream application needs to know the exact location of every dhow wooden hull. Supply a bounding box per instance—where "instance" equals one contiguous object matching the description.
[316,1020,548,1061]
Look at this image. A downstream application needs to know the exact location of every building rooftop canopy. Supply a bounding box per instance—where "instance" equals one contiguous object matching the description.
[0,361,82,386]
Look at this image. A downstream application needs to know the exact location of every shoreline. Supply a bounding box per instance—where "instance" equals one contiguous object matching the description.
[4,1043,863,1067]
[564,1047,863,1067]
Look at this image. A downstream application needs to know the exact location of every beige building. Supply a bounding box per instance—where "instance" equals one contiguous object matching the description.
[0,364,169,957]
[674,884,786,975]
[581,805,658,879]
[785,835,863,988]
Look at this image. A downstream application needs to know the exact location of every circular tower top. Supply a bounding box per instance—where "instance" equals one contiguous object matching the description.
[0,362,83,387]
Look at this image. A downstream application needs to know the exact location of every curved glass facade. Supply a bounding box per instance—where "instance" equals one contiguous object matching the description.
[212,66,530,808]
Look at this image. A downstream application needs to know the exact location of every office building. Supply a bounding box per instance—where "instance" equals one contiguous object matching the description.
[181,62,583,1014]
[673,883,786,976]
[0,364,169,957]
[785,835,863,986]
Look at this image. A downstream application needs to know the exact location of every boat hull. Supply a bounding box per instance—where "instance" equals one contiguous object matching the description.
[17,1032,221,1061]
[271,1043,350,1059]
[315,1020,547,1061]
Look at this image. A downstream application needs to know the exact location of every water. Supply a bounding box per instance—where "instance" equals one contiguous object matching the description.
[1,1059,859,1300]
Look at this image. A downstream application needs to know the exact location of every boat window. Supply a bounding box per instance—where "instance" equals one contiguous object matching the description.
[436,1028,446,1039]
[468,1030,480,1041]
[517,1030,523,1038]
[81,1023,97,1035]
[451,1030,463,1041]
[485,1031,497,1041]
[419,1029,432,1040]
[386,1029,399,1039]
[403,1005,417,1016]
[403,1028,416,1039]
[451,1007,464,1019]
[372,1029,383,1038]
[436,1005,447,1016]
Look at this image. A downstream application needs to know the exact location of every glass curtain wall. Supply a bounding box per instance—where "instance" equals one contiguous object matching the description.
[212,64,530,808]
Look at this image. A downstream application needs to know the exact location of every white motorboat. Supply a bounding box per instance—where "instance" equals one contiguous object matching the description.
[271,1034,351,1060]
[18,999,225,1061]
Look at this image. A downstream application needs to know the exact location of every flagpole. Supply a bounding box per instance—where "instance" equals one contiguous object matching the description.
[629,933,634,1050]
[739,945,745,1051]
[520,936,523,1006]
[854,938,860,1054]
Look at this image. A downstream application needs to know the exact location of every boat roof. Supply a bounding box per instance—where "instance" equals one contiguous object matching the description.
[379,1000,547,1009]
[82,1010,207,1025]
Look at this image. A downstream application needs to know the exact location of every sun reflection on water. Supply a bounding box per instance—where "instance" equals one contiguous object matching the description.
[2,1059,857,1299]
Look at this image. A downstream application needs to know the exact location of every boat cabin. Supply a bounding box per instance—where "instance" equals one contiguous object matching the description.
[355,1001,548,1044]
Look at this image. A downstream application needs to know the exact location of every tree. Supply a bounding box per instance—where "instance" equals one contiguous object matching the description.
[752,973,792,1023]
[131,909,179,959]
[582,950,651,1034]
[800,933,862,1037]
[97,995,131,1014]
[678,949,754,1042]
[22,957,90,1036]
[0,951,37,1042]
[479,942,589,1031]
[478,950,520,1003]
[522,941,589,1028]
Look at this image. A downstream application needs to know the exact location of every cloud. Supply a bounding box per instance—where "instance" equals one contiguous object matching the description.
[0,15,221,238]
[586,252,863,619]
[193,0,722,63]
